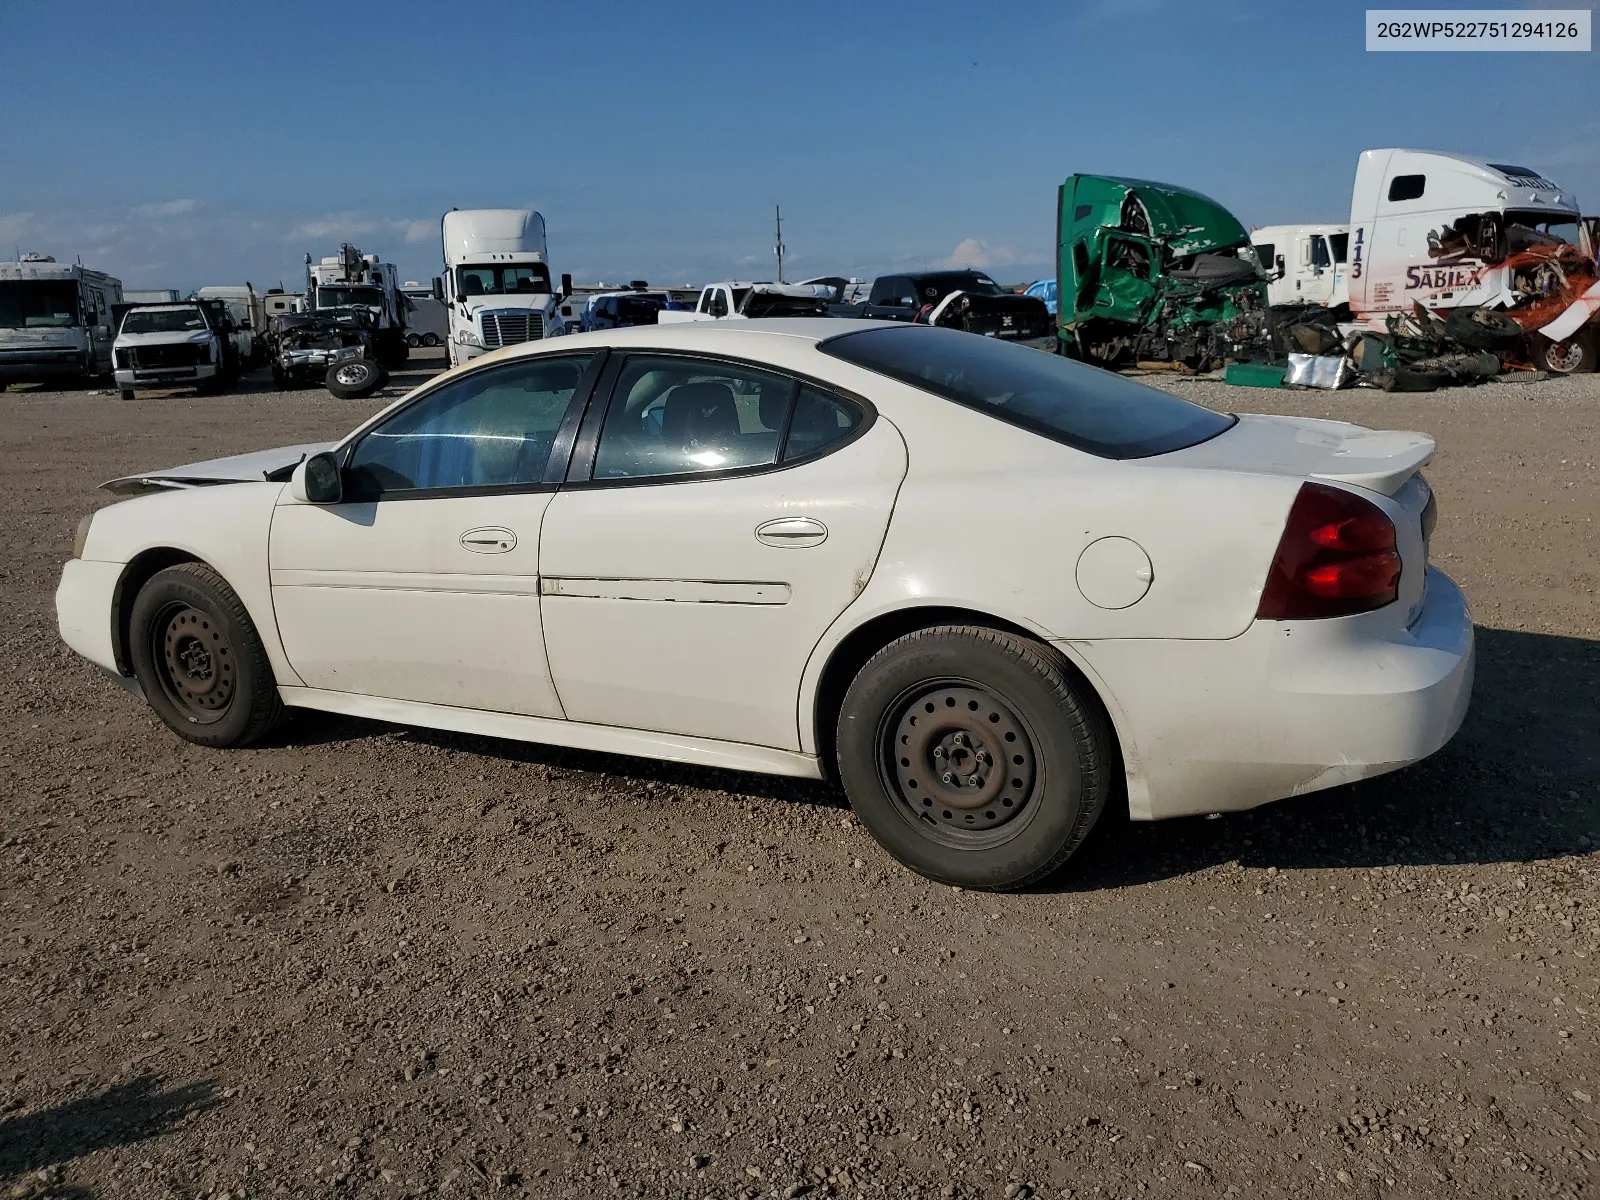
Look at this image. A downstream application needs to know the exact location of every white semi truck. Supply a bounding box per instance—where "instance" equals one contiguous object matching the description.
[1262,149,1598,372]
[437,209,570,368]
[0,255,122,385]
[304,245,410,368]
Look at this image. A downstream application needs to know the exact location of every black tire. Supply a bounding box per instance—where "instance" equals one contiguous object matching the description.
[129,563,283,748]
[405,333,421,348]
[119,388,135,401]
[324,359,387,399]
[1443,306,1523,351]
[836,625,1114,890]
[422,333,440,348]
[1532,329,1597,375]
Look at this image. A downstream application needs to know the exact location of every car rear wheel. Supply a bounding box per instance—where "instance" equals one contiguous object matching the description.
[129,563,284,748]
[836,625,1114,890]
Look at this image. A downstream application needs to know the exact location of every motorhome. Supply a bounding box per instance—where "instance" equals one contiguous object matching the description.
[438,209,570,367]
[0,254,122,384]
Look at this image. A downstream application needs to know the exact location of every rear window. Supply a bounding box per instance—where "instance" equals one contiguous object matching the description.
[819,326,1235,459]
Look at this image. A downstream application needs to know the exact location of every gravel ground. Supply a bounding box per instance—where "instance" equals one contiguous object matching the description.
[1,353,1596,1199]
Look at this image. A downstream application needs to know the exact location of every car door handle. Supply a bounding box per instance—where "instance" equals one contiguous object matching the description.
[755,517,828,548]
[460,526,517,554]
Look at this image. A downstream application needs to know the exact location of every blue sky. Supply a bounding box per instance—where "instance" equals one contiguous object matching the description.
[3,1,1596,293]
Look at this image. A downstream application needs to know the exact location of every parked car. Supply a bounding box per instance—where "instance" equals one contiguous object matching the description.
[657,281,832,323]
[581,291,670,332]
[111,300,242,400]
[860,270,1053,343]
[1023,279,1058,315]
[264,309,387,399]
[57,320,1472,890]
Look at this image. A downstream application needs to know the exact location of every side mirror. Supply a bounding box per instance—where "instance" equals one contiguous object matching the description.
[290,451,343,504]
[432,277,444,302]
[560,273,573,300]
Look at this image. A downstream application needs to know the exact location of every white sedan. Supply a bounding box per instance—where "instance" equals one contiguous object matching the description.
[56,320,1474,890]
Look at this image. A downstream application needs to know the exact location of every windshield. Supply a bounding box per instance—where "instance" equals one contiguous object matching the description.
[1507,213,1579,245]
[121,307,208,335]
[0,280,81,328]
[456,264,552,296]
[318,286,384,309]
[914,273,1006,300]
[821,326,1235,459]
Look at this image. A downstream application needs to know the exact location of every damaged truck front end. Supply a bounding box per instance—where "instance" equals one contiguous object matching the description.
[1057,175,1272,369]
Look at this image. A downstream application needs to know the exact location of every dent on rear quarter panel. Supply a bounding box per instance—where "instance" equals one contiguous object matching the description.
[85,482,304,687]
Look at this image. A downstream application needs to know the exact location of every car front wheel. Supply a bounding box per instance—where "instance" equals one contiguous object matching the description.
[129,563,284,748]
[836,625,1114,890]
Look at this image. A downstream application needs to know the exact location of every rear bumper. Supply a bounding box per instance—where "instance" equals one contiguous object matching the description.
[1064,568,1475,821]
[56,557,125,676]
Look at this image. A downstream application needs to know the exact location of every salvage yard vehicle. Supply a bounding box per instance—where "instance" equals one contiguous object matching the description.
[581,291,670,331]
[304,244,410,369]
[1344,149,1598,373]
[440,209,572,367]
[0,254,122,385]
[1056,176,1272,368]
[112,300,242,401]
[658,281,833,322]
[265,309,387,399]
[57,320,1473,890]
[859,270,1053,343]
[1252,225,1350,315]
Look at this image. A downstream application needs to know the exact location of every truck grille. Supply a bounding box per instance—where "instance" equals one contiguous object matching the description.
[129,343,207,369]
[480,311,544,348]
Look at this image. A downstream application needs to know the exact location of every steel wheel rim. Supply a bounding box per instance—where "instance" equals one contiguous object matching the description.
[1548,339,1585,373]
[152,602,234,723]
[334,363,371,386]
[877,679,1040,850]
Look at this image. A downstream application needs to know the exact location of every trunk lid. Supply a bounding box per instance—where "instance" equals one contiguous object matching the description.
[1161,413,1433,496]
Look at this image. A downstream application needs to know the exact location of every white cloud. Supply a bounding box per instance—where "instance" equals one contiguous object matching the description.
[395,219,435,244]
[133,198,196,219]
[944,237,1017,269]
[287,213,377,242]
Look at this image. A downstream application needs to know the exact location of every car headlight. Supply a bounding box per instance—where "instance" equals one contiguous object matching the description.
[73,511,95,559]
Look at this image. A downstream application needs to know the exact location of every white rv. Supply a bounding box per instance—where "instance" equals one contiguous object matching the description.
[0,255,122,384]
[1251,225,1350,312]
[1345,149,1594,371]
[438,209,570,367]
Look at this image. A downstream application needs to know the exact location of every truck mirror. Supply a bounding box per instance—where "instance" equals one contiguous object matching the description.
[432,277,444,302]
[560,273,573,300]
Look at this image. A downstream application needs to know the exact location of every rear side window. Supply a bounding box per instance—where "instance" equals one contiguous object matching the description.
[784,386,861,461]
[819,326,1233,459]
[1388,174,1426,202]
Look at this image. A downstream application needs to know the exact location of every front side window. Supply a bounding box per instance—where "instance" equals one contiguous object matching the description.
[318,286,384,309]
[707,289,729,318]
[820,325,1233,460]
[346,354,594,496]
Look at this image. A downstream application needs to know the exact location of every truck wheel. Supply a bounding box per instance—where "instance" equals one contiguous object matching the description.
[835,625,1114,890]
[1533,329,1596,374]
[1444,306,1523,351]
[423,333,440,348]
[129,562,284,748]
[406,333,421,348]
[325,359,388,399]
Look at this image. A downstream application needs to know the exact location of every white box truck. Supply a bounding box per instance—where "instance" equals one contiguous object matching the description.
[438,209,571,367]
[0,254,122,385]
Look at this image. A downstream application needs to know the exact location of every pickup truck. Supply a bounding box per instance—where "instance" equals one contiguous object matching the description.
[657,281,832,323]
[111,299,243,400]
[859,270,1054,343]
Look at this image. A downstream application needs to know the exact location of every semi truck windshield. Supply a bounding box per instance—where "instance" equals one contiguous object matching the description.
[457,265,551,295]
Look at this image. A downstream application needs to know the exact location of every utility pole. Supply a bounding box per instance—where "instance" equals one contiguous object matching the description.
[774,206,785,284]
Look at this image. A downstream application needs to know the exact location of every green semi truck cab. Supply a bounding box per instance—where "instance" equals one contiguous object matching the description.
[1056,174,1271,368]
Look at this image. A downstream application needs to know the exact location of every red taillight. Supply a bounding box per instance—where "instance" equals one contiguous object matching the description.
[1257,482,1401,619]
